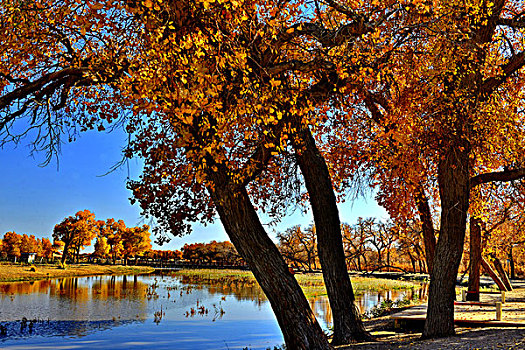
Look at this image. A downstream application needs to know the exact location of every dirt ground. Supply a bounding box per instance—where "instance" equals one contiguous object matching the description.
[0,263,154,282]
[340,287,525,350]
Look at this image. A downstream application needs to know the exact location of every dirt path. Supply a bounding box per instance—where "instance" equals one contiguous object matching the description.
[339,288,525,349]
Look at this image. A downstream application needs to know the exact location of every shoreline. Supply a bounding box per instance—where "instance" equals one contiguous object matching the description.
[0,262,155,283]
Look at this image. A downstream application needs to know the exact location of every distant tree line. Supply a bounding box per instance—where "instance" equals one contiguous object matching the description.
[278,217,525,277]
[180,241,244,266]
[0,232,56,262]
[1,210,242,267]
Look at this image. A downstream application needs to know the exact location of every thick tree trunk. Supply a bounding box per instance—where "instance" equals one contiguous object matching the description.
[481,257,507,291]
[492,255,512,291]
[467,217,482,301]
[423,144,470,338]
[293,126,371,344]
[208,173,332,350]
[415,184,437,275]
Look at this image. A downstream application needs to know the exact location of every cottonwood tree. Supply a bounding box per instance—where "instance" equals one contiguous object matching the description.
[1,231,22,259]
[2,0,473,345]
[121,224,152,264]
[99,218,127,264]
[93,236,111,259]
[328,0,525,337]
[0,0,335,347]
[52,210,99,264]
[278,225,318,272]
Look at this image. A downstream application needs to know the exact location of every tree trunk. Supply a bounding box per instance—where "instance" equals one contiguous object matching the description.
[423,144,470,338]
[492,255,512,291]
[61,241,70,265]
[509,247,516,279]
[208,172,332,350]
[409,255,416,273]
[293,125,371,344]
[467,217,482,301]
[481,257,507,291]
[415,184,437,275]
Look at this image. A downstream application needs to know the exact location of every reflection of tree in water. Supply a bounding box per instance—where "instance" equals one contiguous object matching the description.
[308,285,428,328]
[0,276,150,323]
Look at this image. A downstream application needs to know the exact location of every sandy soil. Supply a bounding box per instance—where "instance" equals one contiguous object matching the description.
[340,287,525,350]
[0,263,154,282]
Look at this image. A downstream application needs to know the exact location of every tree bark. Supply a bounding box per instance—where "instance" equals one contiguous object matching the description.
[423,143,470,338]
[492,255,512,291]
[292,125,371,344]
[467,217,482,301]
[481,257,507,291]
[509,247,516,279]
[415,184,437,275]
[208,171,332,350]
[61,241,70,265]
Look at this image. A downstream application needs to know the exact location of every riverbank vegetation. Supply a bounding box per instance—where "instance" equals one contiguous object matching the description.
[170,269,419,299]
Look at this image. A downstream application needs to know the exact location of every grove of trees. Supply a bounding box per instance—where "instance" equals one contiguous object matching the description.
[2,210,152,264]
[0,232,54,262]
[2,0,525,348]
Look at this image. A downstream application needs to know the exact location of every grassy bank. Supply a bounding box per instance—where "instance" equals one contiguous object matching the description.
[0,262,155,282]
[170,269,419,298]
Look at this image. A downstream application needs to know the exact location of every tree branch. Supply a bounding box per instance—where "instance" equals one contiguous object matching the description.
[470,168,525,189]
[480,51,525,101]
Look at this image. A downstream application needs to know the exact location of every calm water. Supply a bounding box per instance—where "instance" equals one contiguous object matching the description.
[0,272,422,349]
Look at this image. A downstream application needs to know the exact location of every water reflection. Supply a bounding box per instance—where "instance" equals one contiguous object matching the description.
[0,272,426,349]
[0,276,149,323]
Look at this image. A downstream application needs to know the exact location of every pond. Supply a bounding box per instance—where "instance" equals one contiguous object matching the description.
[0,271,425,349]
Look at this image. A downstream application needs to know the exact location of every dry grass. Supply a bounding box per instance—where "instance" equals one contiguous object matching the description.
[0,262,154,282]
[170,269,418,298]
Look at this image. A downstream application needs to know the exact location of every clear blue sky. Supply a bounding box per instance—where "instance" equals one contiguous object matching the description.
[0,128,387,251]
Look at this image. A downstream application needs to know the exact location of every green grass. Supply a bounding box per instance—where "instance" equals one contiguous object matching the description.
[171,269,419,299]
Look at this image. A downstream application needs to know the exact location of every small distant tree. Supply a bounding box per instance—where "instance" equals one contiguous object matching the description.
[277,225,318,272]
[173,250,183,260]
[2,232,22,260]
[121,225,152,264]
[39,238,54,260]
[20,234,39,255]
[182,243,206,264]
[99,218,126,264]
[93,237,110,259]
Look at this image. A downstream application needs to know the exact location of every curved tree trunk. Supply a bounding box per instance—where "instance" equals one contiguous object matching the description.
[292,125,371,344]
[208,171,332,350]
[467,217,482,301]
[423,144,470,338]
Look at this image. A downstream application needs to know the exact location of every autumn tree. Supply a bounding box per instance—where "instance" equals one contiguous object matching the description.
[93,236,111,259]
[318,0,525,337]
[121,224,152,264]
[20,234,39,255]
[53,210,99,264]
[0,0,417,346]
[39,238,55,260]
[99,218,126,264]
[1,231,22,260]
